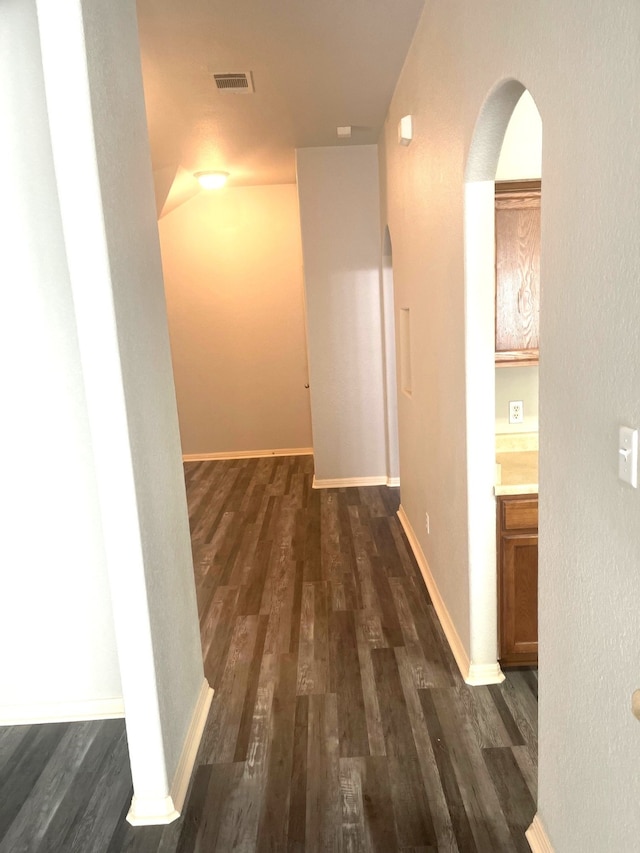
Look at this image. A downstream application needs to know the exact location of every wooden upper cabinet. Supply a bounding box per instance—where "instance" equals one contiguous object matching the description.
[495,180,541,365]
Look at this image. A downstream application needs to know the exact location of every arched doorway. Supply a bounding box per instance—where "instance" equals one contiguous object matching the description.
[381,226,400,486]
[463,79,542,682]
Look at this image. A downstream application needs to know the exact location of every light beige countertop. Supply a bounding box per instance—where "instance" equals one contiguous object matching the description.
[494,448,538,496]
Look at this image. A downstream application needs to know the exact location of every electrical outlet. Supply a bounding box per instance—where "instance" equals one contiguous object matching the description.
[425,512,430,534]
[509,400,524,424]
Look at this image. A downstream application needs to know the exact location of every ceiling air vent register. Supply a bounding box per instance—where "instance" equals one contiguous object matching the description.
[211,72,254,94]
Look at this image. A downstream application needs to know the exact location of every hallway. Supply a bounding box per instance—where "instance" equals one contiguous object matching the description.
[0,455,537,851]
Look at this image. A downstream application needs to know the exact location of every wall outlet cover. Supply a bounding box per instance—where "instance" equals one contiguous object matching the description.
[509,400,524,424]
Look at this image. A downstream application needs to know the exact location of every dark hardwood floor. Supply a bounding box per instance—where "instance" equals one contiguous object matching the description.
[0,454,537,852]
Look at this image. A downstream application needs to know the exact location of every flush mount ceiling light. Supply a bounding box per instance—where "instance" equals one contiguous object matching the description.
[194,170,229,189]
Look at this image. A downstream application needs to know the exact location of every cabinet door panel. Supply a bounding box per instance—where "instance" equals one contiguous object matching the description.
[495,186,540,362]
[502,497,538,531]
[500,531,538,664]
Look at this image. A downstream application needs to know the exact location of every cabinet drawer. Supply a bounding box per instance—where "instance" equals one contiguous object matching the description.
[501,498,538,531]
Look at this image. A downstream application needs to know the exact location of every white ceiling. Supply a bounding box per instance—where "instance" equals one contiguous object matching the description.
[135,0,424,209]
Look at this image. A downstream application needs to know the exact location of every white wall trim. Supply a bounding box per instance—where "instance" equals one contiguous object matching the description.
[463,178,503,677]
[466,661,505,685]
[0,697,125,726]
[397,505,471,681]
[387,476,401,487]
[168,679,213,817]
[313,475,389,489]
[183,448,313,462]
[127,678,213,825]
[397,505,504,686]
[126,794,180,827]
[526,814,555,852]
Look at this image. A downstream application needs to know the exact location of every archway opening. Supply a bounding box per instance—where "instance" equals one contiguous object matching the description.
[463,79,542,681]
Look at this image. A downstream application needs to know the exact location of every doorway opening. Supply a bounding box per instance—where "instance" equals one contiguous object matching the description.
[463,79,542,681]
[381,226,400,486]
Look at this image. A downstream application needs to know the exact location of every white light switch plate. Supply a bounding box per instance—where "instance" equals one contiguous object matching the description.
[619,426,638,488]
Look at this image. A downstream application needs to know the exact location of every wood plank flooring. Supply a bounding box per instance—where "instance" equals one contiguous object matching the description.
[0,454,537,852]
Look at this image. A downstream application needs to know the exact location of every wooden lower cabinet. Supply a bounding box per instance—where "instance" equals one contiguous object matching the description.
[497,495,538,666]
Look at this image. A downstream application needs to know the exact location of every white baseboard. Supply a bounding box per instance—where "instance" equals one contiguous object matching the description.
[126,794,181,827]
[466,661,505,685]
[313,475,389,489]
[0,696,125,726]
[387,476,400,487]
[397,505,471,682]
[127,678,213,826]
[396,505,504,686]
[526,814,554,852]
[168,679,214,817]
[183,448,313,462]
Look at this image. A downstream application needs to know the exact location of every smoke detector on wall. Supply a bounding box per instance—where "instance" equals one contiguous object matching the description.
[211,71,255,94]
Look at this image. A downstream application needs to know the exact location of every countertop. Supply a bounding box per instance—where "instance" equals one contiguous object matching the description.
[494,449,538,496]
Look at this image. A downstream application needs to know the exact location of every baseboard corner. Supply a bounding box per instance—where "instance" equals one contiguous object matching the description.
[126,677,213,826]
[126,795,180,827]
[526,814,554,852]
[465,662,505,686]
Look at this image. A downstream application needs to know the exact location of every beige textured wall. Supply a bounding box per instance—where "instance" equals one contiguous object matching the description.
[159,184,313,456]
[382,1,640,848]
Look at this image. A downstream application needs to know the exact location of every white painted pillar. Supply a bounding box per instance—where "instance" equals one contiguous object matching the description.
[463,180,503,684]
[35,0,211,824]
